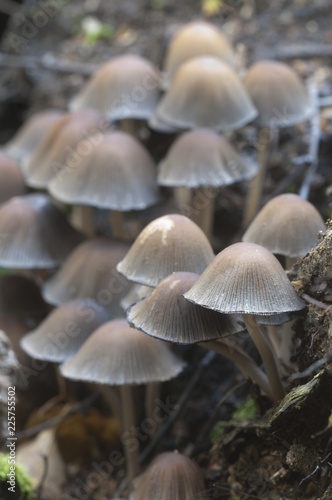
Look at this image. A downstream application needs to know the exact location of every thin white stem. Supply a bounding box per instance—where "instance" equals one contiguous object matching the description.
[145,382,160,436]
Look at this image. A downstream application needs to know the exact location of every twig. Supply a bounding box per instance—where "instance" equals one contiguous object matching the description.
[276,43,332,59]
[301,293,331,310]
[288,357,327,382]
[264,160,307,201]
[0,52,98,75]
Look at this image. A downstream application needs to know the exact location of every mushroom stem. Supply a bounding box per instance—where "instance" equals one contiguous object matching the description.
[242,126,271,227]
[98,385,122,423]
[280,319,295,365]
[120,118,137,137]
[243,314,284,401]
[71,205,95,237]
[120,384,140,481]
[110,210,127,241]
[199,339,275,401]
[192,187,215,239]
[174,187,192,214]
[265,325,282,360]
[145,382,160,434]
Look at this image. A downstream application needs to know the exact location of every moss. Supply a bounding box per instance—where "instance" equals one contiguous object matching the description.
[210,398,256,444]
[0,453,35,500]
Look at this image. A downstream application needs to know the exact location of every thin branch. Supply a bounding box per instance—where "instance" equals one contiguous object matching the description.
[301,293,331,310]
[0,52,98,75]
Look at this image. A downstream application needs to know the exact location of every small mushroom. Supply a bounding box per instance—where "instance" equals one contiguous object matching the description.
[0,151,26,204]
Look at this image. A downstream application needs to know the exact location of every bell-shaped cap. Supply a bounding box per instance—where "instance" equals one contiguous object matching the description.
[21,110,105,188]
[130,451,209,500]
[70,55,160,121]
[158,128,257,188]
[49,131,159,211]
[0,275,49,319]
[244,60,312,127]
[184,242,305,315]
[0,152,26,204]
[120,284,153,312]
[154,56,257,131]
[162,21,234,89]
[60,318,185,385]
[42,238,131,317]
[3,109,63,162]
[128,272,242,343]
[20,299,111,363]
[0,194,84,269]
[242,194,326,258]
[116,214,215,286]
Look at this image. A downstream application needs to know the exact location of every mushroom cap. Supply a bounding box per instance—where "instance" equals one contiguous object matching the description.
[158,128,258,188]
[120,284,153,312]
[0,152,26,204]
[127,272,242,343]
[154,56,257,131]
[130,451,209,500]
[116,214,215,286]
[48,131,159,211]
[162,21,234,90]
[242,194,326,258]
[184,242,305,315]
[0,275,49,319]
[3,109,63,162]
[42,238,131,317]
[70,55,160,121]
[21,109,105,188]
[244,60,312,127]
[60,318,185,385]
[20,299,111,363]
[0,194,84,269]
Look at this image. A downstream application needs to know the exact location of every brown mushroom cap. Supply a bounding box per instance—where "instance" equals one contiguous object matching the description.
[127,272,242,343]
[0,275,50,319]
[116,214,215,286]
[158,128,257,188]
[244,60,312,127]
[48,131,159,211]
[130,451,209,500]
[21,109,105,188]
[184,242,305,315]
[42,238,131,317]
[70,55,160,121]
[162,21,235,89]
[0,152,26,204]
[154,56,257,131]
[242,193,326,257]
[3,109,63,162]
[60,318,185,385]
[0,194,84,269]
[21,299,110,362]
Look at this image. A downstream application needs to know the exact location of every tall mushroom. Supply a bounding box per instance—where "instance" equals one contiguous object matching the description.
[0,152,26,204]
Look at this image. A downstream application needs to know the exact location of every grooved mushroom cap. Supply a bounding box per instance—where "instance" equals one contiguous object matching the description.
[70,55,160,120]
[130,451,209,500]
[20,299,111,363]
[242,194,326,257]
[0,152,26,204]
[0,275,49,318]
[184,242,305,315]
[42,238,131,317]
[162,21,235,89]
[21,109,105,188]
[244,60,312,127]
[116,214,215,286]
[48,131,159,211]
[121,284,153,312]
[154,56,257,131]
[127,272,242,343]
[0,194,84,269]
[3,109,63,162]
[158,128,258,188]
[60,318,185,385]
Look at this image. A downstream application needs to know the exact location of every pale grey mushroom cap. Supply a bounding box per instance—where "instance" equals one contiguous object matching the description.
[0,152,26,204]
[158,128,258,188]
[20,299,111,363]
[244,60,312,127]
[0,194,84,269]
[49,131,159,211]
[130,451,209,500]
[154,56,257,132]
[60,318,185,385]
[120,284,153,312]
[242,194,326,258]
[127,272,242,343]
[184,242,305,315]
[42,238,131,317]
[162,21,235,89]
[70,55,160,121]
[116,214,215,287]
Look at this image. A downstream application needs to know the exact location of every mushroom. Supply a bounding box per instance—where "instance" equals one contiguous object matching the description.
[184,242,306,401]
[162,20,234,89]
[42,238,131,317]
[0,151,26,204]
[130,451,209,500]
[242,60,312,226]
[60,318,185,481]
[116,214,215,287]
[157,128,258,237]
